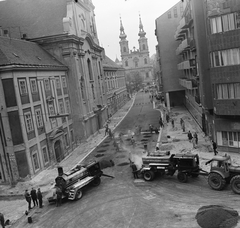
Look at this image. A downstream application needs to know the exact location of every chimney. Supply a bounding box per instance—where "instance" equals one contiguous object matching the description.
[0,27,3,36]
[22,33,27,40]
[3,29,9,37]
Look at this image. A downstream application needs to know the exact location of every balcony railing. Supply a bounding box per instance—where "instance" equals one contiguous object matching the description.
[177,60,190,70]
[176,38,190,55]
[179,78,193,89]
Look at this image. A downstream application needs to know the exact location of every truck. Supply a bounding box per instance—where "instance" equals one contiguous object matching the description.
[205,154,240,194]
[140,153,207,182]
[47,160,113,203]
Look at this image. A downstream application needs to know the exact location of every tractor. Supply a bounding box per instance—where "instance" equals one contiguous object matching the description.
[205,155,240,194]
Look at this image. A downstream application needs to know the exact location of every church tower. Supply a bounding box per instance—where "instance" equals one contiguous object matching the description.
[119,18,129,58]
[138,15,149,54]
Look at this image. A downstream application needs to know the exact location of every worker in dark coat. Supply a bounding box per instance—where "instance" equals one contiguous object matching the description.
[37,188,43,208]
[188,131,193,142]
[56,186,62,207]
[131,163,138,179]
[25,190,32,211]
[212,140,218,155]
[0,213,5,228]
[30,187,38,207]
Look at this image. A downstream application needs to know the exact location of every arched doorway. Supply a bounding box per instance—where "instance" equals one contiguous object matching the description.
[54,140,62,163]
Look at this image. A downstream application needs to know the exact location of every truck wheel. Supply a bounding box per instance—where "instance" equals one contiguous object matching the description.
[75,189,83,200]
[143,171,155,181]
[177,172,188,183]
[230,175,240,194]
[92,177,101,187]
[208,172,226,190]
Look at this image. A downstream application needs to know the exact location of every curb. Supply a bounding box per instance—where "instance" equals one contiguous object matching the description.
[78,95,136,163]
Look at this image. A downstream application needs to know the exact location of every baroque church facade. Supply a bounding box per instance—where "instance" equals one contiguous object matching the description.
[119,16,153,86]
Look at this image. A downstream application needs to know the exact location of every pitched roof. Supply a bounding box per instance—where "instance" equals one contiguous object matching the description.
[0,0,67,39]
[102,55,123,69]
[0,37,66,68]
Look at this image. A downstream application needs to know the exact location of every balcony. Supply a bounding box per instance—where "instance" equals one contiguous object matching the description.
[176,38,190,55]
[174,17,189,40]
[177,60,190,70]
[189,38,196,50]
[179,78,193,89]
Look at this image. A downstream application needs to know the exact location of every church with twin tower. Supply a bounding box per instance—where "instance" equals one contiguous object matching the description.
[119,16,153,86]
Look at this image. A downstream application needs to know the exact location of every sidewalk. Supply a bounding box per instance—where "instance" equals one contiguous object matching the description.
[0,96,136,225]
[155,103,240,170]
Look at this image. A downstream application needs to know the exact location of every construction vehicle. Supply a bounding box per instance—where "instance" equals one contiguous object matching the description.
[47,160,113,203]
[205,154,240,194]
[140,153,207,182]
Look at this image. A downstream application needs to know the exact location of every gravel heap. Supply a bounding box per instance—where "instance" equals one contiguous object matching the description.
[196,205,239,228]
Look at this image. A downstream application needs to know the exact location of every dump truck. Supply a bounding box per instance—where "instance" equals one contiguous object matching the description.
[47,160,113,203]
[140,153,207,182]
[205,154,240,194]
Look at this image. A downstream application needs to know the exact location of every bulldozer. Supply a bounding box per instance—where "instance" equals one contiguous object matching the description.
[205,154,240,194]
[47,160,114,203]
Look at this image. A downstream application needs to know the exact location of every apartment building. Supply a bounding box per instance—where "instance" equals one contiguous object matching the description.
[0,37,73,182]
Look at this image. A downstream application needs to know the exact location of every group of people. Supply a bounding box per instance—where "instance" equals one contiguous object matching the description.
[187,130,198,149]
[24,188,43,211]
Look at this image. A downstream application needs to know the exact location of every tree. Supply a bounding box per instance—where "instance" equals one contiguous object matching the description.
[126,71,143,92]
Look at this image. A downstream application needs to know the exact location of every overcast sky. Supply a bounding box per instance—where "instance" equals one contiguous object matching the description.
[93,0,180,61]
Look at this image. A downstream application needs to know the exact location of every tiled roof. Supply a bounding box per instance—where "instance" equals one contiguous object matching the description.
[0,0,67,39]
[103,55,123,69]
[0,37,65,68]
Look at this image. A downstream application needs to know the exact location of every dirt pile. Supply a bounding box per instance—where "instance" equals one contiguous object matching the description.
[196,205,239,228]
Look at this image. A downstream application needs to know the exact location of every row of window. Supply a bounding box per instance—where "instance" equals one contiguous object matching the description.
[210,12,240,34]
[215,83,240,100]
[210,48,240,67]
[168,6,178,19]
[125,58,148,67]
[19,76,67,96]
[217,131,240,148]
[24,98,71,133]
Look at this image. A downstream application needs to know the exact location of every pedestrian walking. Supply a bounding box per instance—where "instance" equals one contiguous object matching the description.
[159,119,164,128]
[24,190,32,211]
[171,119,175,128]
[108,128,113,139]
[131,163,138,179]
[56,186,62,207]
[194,132,198,145]
[37,188,43,208]
[166,114,170,123]
[113,139,120,152]
[212,140,218,155]
[0,213,5,228]
[187,131,193,142]
[104,123,109,136]
[30,187,38,207]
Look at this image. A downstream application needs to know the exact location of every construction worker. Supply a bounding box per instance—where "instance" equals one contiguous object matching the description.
[37,188,43,208]
[56,186,62,207]
[131,163,138,179]
[30,187,38,207]
[24,190,32,211]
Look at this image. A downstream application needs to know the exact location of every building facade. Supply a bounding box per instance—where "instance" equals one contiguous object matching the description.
[102,55,128,117]
[0,0,108,142]
[155,1,185,110]
[0,37,74,182]
[207,0,240,152]
[119,16,154,87]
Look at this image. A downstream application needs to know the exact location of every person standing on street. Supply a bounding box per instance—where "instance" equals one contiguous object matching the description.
[31,187,38,207]
[25,190,32,211]
[0,213,5,228]
[37,188,43,208]
[131,163,138,179]
[104,123,109,136]
[166,114,170,123]
[212,140,218,155]
[194,132,198,145]
[56,186,62,207]
[188,131,193,142]
[171,119,175,128]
